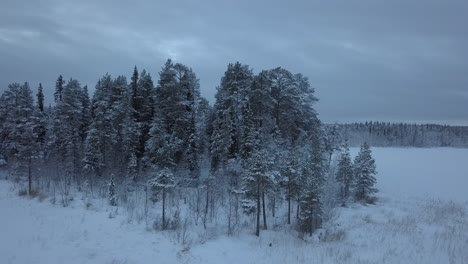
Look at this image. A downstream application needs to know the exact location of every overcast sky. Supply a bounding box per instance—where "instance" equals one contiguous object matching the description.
[1,0,467,124]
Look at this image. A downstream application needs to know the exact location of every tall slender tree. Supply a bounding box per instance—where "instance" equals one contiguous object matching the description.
[37,83,45,112]
[336,143,353,204]
[54,75,65,102]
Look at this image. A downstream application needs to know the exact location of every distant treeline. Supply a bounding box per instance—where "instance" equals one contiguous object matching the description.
[329,122,468,148]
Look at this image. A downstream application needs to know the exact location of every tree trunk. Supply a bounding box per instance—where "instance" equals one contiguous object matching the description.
[309,208,313,236]
[262,189,267,230]
[287,178,291,224]
[296,201,300,219]
[162,189,166,230]
[28,158,32,195]
[272,195,276,218]
[204,185,209,229]
[256,174,260,237]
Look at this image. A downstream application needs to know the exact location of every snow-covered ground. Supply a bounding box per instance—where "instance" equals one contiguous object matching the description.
[351,147,468,203]
[1,148,468,264]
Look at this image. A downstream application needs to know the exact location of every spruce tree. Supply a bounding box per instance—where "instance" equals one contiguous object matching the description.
[14,83,38,194]
[151,60,202,182]
[49,78,84,182]
[353,142,377,202]
[323,124,342,166]
[210,62,253,169]
[130,66,139,112]
[34,83,47,148]
[79,85,91,143]
[83,126,103,177]
[0,83,21,160]
[336,143,353,204]
[54,75,65,102]
[298,134,326,235]
[37,83,45,112]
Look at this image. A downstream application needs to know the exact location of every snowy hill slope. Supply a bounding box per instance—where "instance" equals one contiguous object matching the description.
[1,148,467,264]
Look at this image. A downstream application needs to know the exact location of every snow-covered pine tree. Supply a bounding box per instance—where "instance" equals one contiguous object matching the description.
[54,75,65,102]
[49,79,85,183]
[135,69,155,166]
[269,69,318,143]
[78,85,91,143]
[151,60,202,183]
[83,126,103,177]
[37,83,45,112]
[241,148,263,236]
[108,173,117,206]
[126,66,142,175]
[175,63,201,181]
[35,83,47,143]
[148,168,176,230]
[33,83,48,176]
[14,83,39,194]
[242,70,275,159]
[0,83,22,161]
[210,62,253,170]
[323,124,342,166]
[110,75,131,175]
[353,142,378,203]
[241,145,277,236]
[85,74,114,177]
[195,97,211,159]
[335,143,353,204]
[130,66,139,112]
[281,151,301,224]
[298,134,326,235]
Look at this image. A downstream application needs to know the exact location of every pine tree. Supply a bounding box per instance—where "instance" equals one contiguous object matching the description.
[110,75,131,174]
[0,83,21,161]
[108,173,117,206]
[86,74,114,177]
[83,126,103,177]
[281,151,301,224]
[130,66,139,112]
[37,83,45,112]
[241,70,275,160]
[148,168,175,230]
[298,134,326,235]
[336,143,353,204]
[150,60,202,183]
[78,85,91,143]
[54,75,65,102]
[210,62,253,169]
[323,124,342,166]
[49,78,84,182]
[353,142,378,202]
[241,146,277,236]
[14,83,39,194]
[269,69,318,143]
[131,69,155,166]
[34,83,47,148]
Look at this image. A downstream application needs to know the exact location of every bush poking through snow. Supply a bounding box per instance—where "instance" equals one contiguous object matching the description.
[18,189,28,196]
[320,227,346,242]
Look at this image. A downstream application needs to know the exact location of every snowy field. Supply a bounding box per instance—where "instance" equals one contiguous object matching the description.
[1,147,468,264]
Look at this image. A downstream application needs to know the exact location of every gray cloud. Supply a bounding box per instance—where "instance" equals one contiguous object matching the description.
[1,0,467,124]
